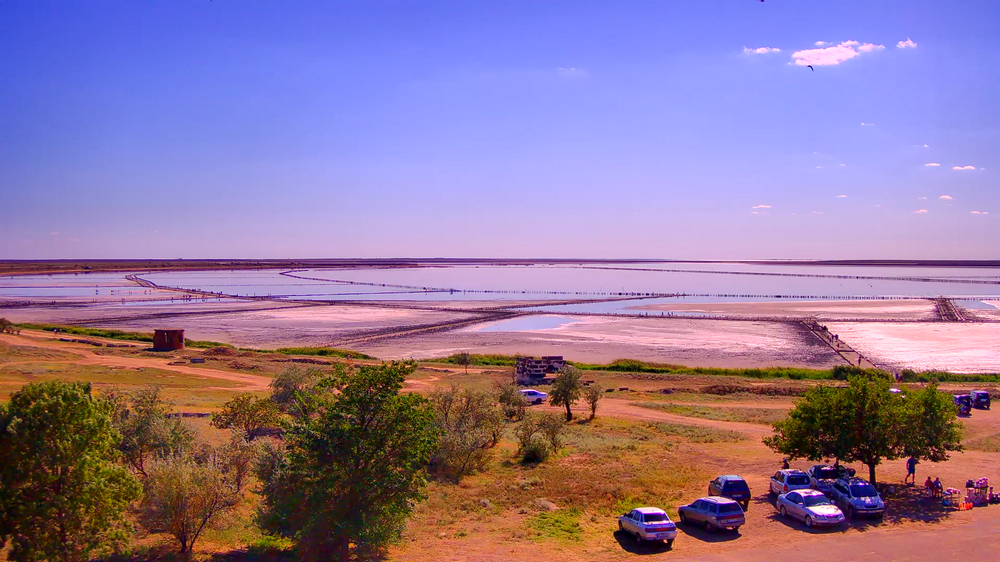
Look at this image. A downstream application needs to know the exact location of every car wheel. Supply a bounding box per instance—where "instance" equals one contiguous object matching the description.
[666,539,674,549]
[618,521,623,532]
[846,506,855,520]
[634,532,643,547]
[703,520,714,533]
[779,506,787,518]
[742,501,749,512]
[679,512,687,524]
[805,515,813,528]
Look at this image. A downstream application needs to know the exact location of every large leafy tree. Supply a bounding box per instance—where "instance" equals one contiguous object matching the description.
[0,380,141,562]
[211,393,280,442]
[549,366,583,421]
[257,362,438,562]
[428,385,506,482]
[765,374,963,485]
[105,385,193,476]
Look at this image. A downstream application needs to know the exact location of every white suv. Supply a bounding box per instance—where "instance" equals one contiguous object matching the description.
[769,469,812,496]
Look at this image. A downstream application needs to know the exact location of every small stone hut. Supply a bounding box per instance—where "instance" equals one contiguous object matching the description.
[153,328,185,351]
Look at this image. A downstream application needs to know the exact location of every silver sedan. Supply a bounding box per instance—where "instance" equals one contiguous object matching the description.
[776,489,846,528]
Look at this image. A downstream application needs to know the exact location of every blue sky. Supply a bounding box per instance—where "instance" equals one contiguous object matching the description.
[1,0,997,259]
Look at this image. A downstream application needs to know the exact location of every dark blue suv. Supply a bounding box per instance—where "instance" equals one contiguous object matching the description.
[708,475,752,510]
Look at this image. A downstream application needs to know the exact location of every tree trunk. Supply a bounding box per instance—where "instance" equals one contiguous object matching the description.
[338,535,350,562]
[868,463,877,486]
[564,403,572,422]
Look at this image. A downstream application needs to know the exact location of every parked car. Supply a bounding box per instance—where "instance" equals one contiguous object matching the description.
[708,475,752,510]
[519,389,548,405]
[769,469,812,496]
[955,394,973,416]
[677,496,745,532]
[972,390,991,410]
[829,477,885,519]
[776,489,846,528]
[617,507,677,547]
[807,465,841,494]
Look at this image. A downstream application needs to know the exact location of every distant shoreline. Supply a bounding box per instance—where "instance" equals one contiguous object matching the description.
[3,258,1000,277]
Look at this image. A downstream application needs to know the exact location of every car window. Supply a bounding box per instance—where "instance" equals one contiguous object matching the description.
[629,510,639,520]
[834,483,847,494]
[850,484,878,498]
[692,500,705,511]
[804,495,831,507]
[815,468,839,480]
[787,474,810,485]
[773,472,781,480]
[723,480,750,493]
[786,492,801,503]
[717,503,742,514]
[643,512,668,522]
[708,503,719,514]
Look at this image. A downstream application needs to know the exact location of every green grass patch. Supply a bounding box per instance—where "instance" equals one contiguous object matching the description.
[432,353,519,366]
[528,508,582,542]
[16,323,154,342]
[571,358,833,380]
[270,346,375,359]
[632,402,786,426]
[966,433,1000,453]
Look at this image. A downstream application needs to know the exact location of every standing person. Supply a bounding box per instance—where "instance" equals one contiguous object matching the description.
[905,456,918,485]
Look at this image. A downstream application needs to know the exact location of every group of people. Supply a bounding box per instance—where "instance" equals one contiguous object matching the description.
[906,456,945,497]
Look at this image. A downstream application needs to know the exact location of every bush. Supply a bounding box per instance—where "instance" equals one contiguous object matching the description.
[520,439,550,464]
[428,385,506,482]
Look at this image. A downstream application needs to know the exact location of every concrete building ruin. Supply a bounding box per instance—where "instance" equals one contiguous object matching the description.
[515,355,566,385]
[153,328,185,351]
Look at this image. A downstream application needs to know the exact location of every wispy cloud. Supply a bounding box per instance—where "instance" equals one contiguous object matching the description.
[861,122,875,126]
[792,40,885,66]
[924,163,940,167]
[917,196,928,200]
[939,195,953,200]
[836,195,848,198]
[953,165,976,170]
[816,165,825,169]
[971,211,989,215]
[811,211,825,215]
[897,38,918,49]
[743,47,781,55]
[751,204,772,209]
[922,144,930,148]
[556,67,585,78]
[915,209,929,214]
[839,163,846,167]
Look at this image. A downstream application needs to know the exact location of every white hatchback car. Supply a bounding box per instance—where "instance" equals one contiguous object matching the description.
[519,389,548,405]
[618,507,677,547]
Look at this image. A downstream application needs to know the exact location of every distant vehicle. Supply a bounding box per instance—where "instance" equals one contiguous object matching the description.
[954,394,973,416]
[807,465,841,494]
[677,496,745,532]
[972,390,991,410]
[708,475,751,510]
[776,489,846,528]
[769,469,811,496]
[617,507,677,547]
[519,389,548,405]
[829,477,885,519]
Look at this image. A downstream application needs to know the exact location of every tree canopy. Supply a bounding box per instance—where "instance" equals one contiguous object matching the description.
[211,393,281,442]
[257,362,438,562]
[105,385,193,476]
[0,380,141,562]
[549,366,583,421]
[764,374,963,485]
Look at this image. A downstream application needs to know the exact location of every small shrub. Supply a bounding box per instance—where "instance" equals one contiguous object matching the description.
[521,439,550,464]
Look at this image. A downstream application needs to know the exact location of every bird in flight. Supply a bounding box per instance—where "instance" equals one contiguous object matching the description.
[807,65,814,71]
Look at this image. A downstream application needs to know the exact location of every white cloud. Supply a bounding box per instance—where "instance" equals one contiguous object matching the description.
[815,41,829,47]
[836,195,848,198]
[897,38,918,49]
[743,46,781,55]
[971,211,989,215]
[861,122,874,126]
[939,195,953,200]
[915,209,929,214]
[839,163,847,167]
[751,204,772,209]
[922,144,930,148]
[792,40,885,66]
[816,165,825,169]
[953,165,976,170]
[924,163,940,167]
[811,211,825,215]
[918,196,928,200]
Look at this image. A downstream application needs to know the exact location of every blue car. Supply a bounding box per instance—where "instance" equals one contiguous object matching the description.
[708,475,752,510]
[829,477,885,519]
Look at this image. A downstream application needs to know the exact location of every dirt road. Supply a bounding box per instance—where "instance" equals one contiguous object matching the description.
[0,332,272,391]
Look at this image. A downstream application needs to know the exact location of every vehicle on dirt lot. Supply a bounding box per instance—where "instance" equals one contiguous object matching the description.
[769,469,811,496]
[677,496,745,532]
[519,389,548,405]
[972,390,991,410]
[776,489,846,528]
[708,475,751,510]
[807,465,841,494]
[829,477,885,519]
[954,394,973,416]
[617,507,677,547]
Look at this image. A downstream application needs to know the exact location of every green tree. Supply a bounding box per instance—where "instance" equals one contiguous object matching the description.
[211,393,280,442]
[549,366,583,421]
[428,385,506,482]
[496,381,527,421]
[257,362,438,562]
[269,365,324,419]
[0,381,141,562]
[537,413,565,451]
[583,384,603,420]
[139,456,240,557]
[452,352,473,374]
[105,385,193,476]
[765,373,962,486]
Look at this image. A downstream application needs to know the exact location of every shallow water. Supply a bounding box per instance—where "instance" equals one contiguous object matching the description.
[474,315,581,332]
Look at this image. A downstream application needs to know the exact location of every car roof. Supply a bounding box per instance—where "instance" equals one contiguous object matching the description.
[810,464,833,470]
[717,475,745,481]
[779,469,808,475]
[634,507,667,514]
[702,496,738,504]
[795,489,826,497]
[839,477,870,485]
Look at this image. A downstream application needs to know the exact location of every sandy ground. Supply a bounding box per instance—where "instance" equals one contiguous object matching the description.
[361,316,844,368]
[826,322,1000,373]
[630,299,938,320]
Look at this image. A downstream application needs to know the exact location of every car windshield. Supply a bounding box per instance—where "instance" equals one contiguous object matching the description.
[723,481,750,493]
[815,468,839,479]
[643,513,668,522]
[787,474,810,485]
[850,484,878,497]
[717,503,742,514]
[803,495,831,507]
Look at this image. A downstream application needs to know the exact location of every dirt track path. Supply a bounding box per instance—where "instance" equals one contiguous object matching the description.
[0,332,271,391]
